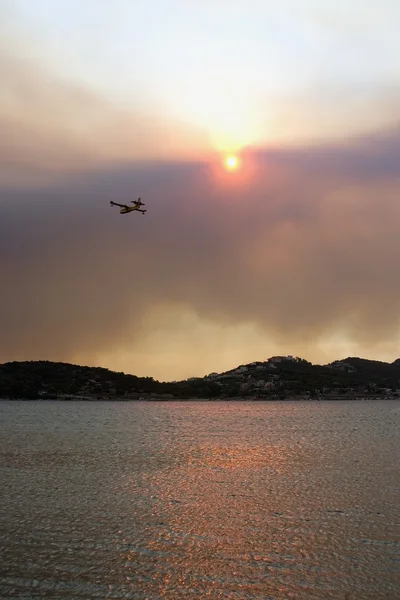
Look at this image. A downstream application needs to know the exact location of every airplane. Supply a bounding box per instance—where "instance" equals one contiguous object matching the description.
[110,197,146,215]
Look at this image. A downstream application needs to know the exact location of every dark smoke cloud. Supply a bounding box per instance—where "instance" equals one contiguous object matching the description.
[1,42,400,378]
[2,127,400,372]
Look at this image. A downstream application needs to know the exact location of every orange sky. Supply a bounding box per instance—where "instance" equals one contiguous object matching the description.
[1,1,400,380]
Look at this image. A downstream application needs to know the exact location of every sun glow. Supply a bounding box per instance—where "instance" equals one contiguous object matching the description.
[208,149,260,190]
[225,155,239,171]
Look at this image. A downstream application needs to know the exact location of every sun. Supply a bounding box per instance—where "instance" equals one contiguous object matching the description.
[225,155,239,171]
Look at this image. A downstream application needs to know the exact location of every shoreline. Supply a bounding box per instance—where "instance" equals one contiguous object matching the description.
[1,395,399,402]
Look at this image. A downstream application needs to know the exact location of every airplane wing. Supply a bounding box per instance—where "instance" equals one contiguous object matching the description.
[110,201,127,208]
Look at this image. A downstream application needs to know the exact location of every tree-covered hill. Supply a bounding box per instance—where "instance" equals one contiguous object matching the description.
[1,356,400,400]
[0,360,220,400]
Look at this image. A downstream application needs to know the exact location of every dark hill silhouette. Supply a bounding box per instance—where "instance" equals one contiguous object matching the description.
[1,356,400,400]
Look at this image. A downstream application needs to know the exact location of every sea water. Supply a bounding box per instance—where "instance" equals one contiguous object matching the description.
[0,400,399,599]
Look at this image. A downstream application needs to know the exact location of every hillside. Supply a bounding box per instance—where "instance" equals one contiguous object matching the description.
[1,356,400,400]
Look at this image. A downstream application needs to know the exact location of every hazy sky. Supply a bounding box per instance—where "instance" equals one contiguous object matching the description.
[1,0,400,380]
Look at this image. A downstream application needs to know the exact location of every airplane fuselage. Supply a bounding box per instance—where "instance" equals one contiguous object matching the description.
[120,206,145,214]
[110,199,146,214]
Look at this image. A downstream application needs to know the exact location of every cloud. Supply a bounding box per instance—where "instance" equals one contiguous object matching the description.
[0,45,208,185]
[1,36,400,379]
[2,120,400,378]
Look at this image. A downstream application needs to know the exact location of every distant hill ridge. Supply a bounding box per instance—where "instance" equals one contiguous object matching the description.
[1,355,400,400]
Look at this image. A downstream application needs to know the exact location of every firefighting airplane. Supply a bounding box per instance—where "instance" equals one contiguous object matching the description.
[110,198,146,215]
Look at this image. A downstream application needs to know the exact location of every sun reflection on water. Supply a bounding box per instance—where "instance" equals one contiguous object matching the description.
[117,440,294,597]
[186,441,289,473]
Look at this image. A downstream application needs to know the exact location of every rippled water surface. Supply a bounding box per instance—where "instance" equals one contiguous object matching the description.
[0,400,399,599]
